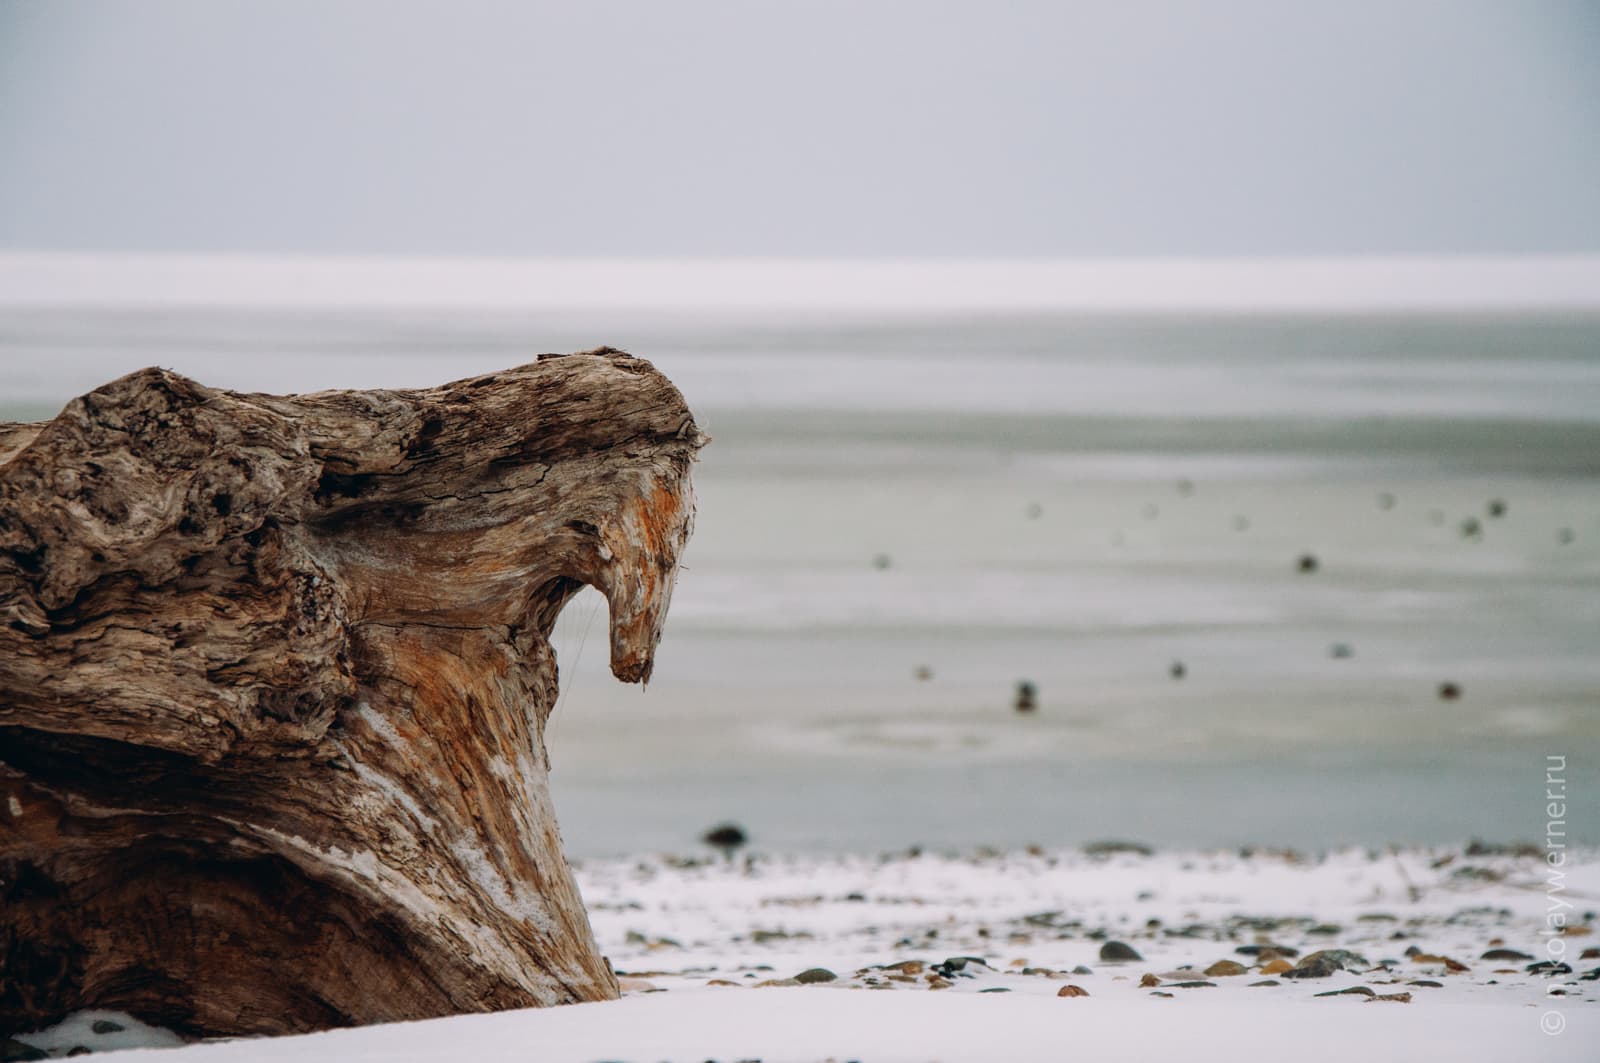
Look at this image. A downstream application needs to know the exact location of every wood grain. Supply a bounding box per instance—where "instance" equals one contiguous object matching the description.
[0,349,703,1037]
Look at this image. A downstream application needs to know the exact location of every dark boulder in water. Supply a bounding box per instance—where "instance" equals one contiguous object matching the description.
[703,823,749,856]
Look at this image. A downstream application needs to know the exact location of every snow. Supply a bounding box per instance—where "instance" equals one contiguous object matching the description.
[99,991,1597,1063]
[17,845,1597,1062]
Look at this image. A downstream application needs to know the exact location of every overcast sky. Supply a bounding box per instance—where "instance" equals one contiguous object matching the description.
[1,0,1596,257]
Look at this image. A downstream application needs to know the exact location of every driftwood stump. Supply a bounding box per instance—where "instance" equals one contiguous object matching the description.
[0,350,703,1037]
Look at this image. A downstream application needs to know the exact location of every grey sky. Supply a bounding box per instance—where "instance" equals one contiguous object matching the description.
[1,0,1596,256]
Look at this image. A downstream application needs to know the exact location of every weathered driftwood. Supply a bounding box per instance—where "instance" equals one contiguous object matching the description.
[0,350,702,1038]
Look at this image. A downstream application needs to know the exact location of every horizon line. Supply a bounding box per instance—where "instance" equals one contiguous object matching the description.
[3,251,1599,312]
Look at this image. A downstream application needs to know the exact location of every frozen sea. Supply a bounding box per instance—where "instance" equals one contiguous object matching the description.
[2,263,1597,856]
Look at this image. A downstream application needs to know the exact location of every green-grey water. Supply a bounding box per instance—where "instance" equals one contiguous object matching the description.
[3,308,1597,854]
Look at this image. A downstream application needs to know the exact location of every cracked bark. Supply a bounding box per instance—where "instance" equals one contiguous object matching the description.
[0,349,703,1038]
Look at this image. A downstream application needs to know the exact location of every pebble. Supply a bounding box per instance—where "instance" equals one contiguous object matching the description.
[754,978,799,988]
[1166,980,1217,989]
[1284,949,1368,979]
[1149,990,1174,997]
[1013,681,1037,713]
[706,979,742,987]
[1480,948,1534,961]
[979,987,1011,993]
[1259,958,1293,974]
[1486,499,1507,518]
[1315,985,1376,998]
[1203,960,1248,977]
[1139,973,1161,987]
[1098,940,1143,962]
[1328,642,1354,659]
[1169,660,1186,680]
[794,967,838,984]
[1297,553,1320,573]
[1408,979,1444,988]
[1437,681,1462,701]
[1411,953,1469,972]
[1377,492,1396,510]
[90,1022,124,1036]
[1248,979,1281,987]
[872,553,892,570]
[1082,839,1154,857]
[1371,992,1413,1003]
[1236,943,1299,958]
[912,665,933,681]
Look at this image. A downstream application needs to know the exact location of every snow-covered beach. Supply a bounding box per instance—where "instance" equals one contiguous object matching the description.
[18,843,1597,1061]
